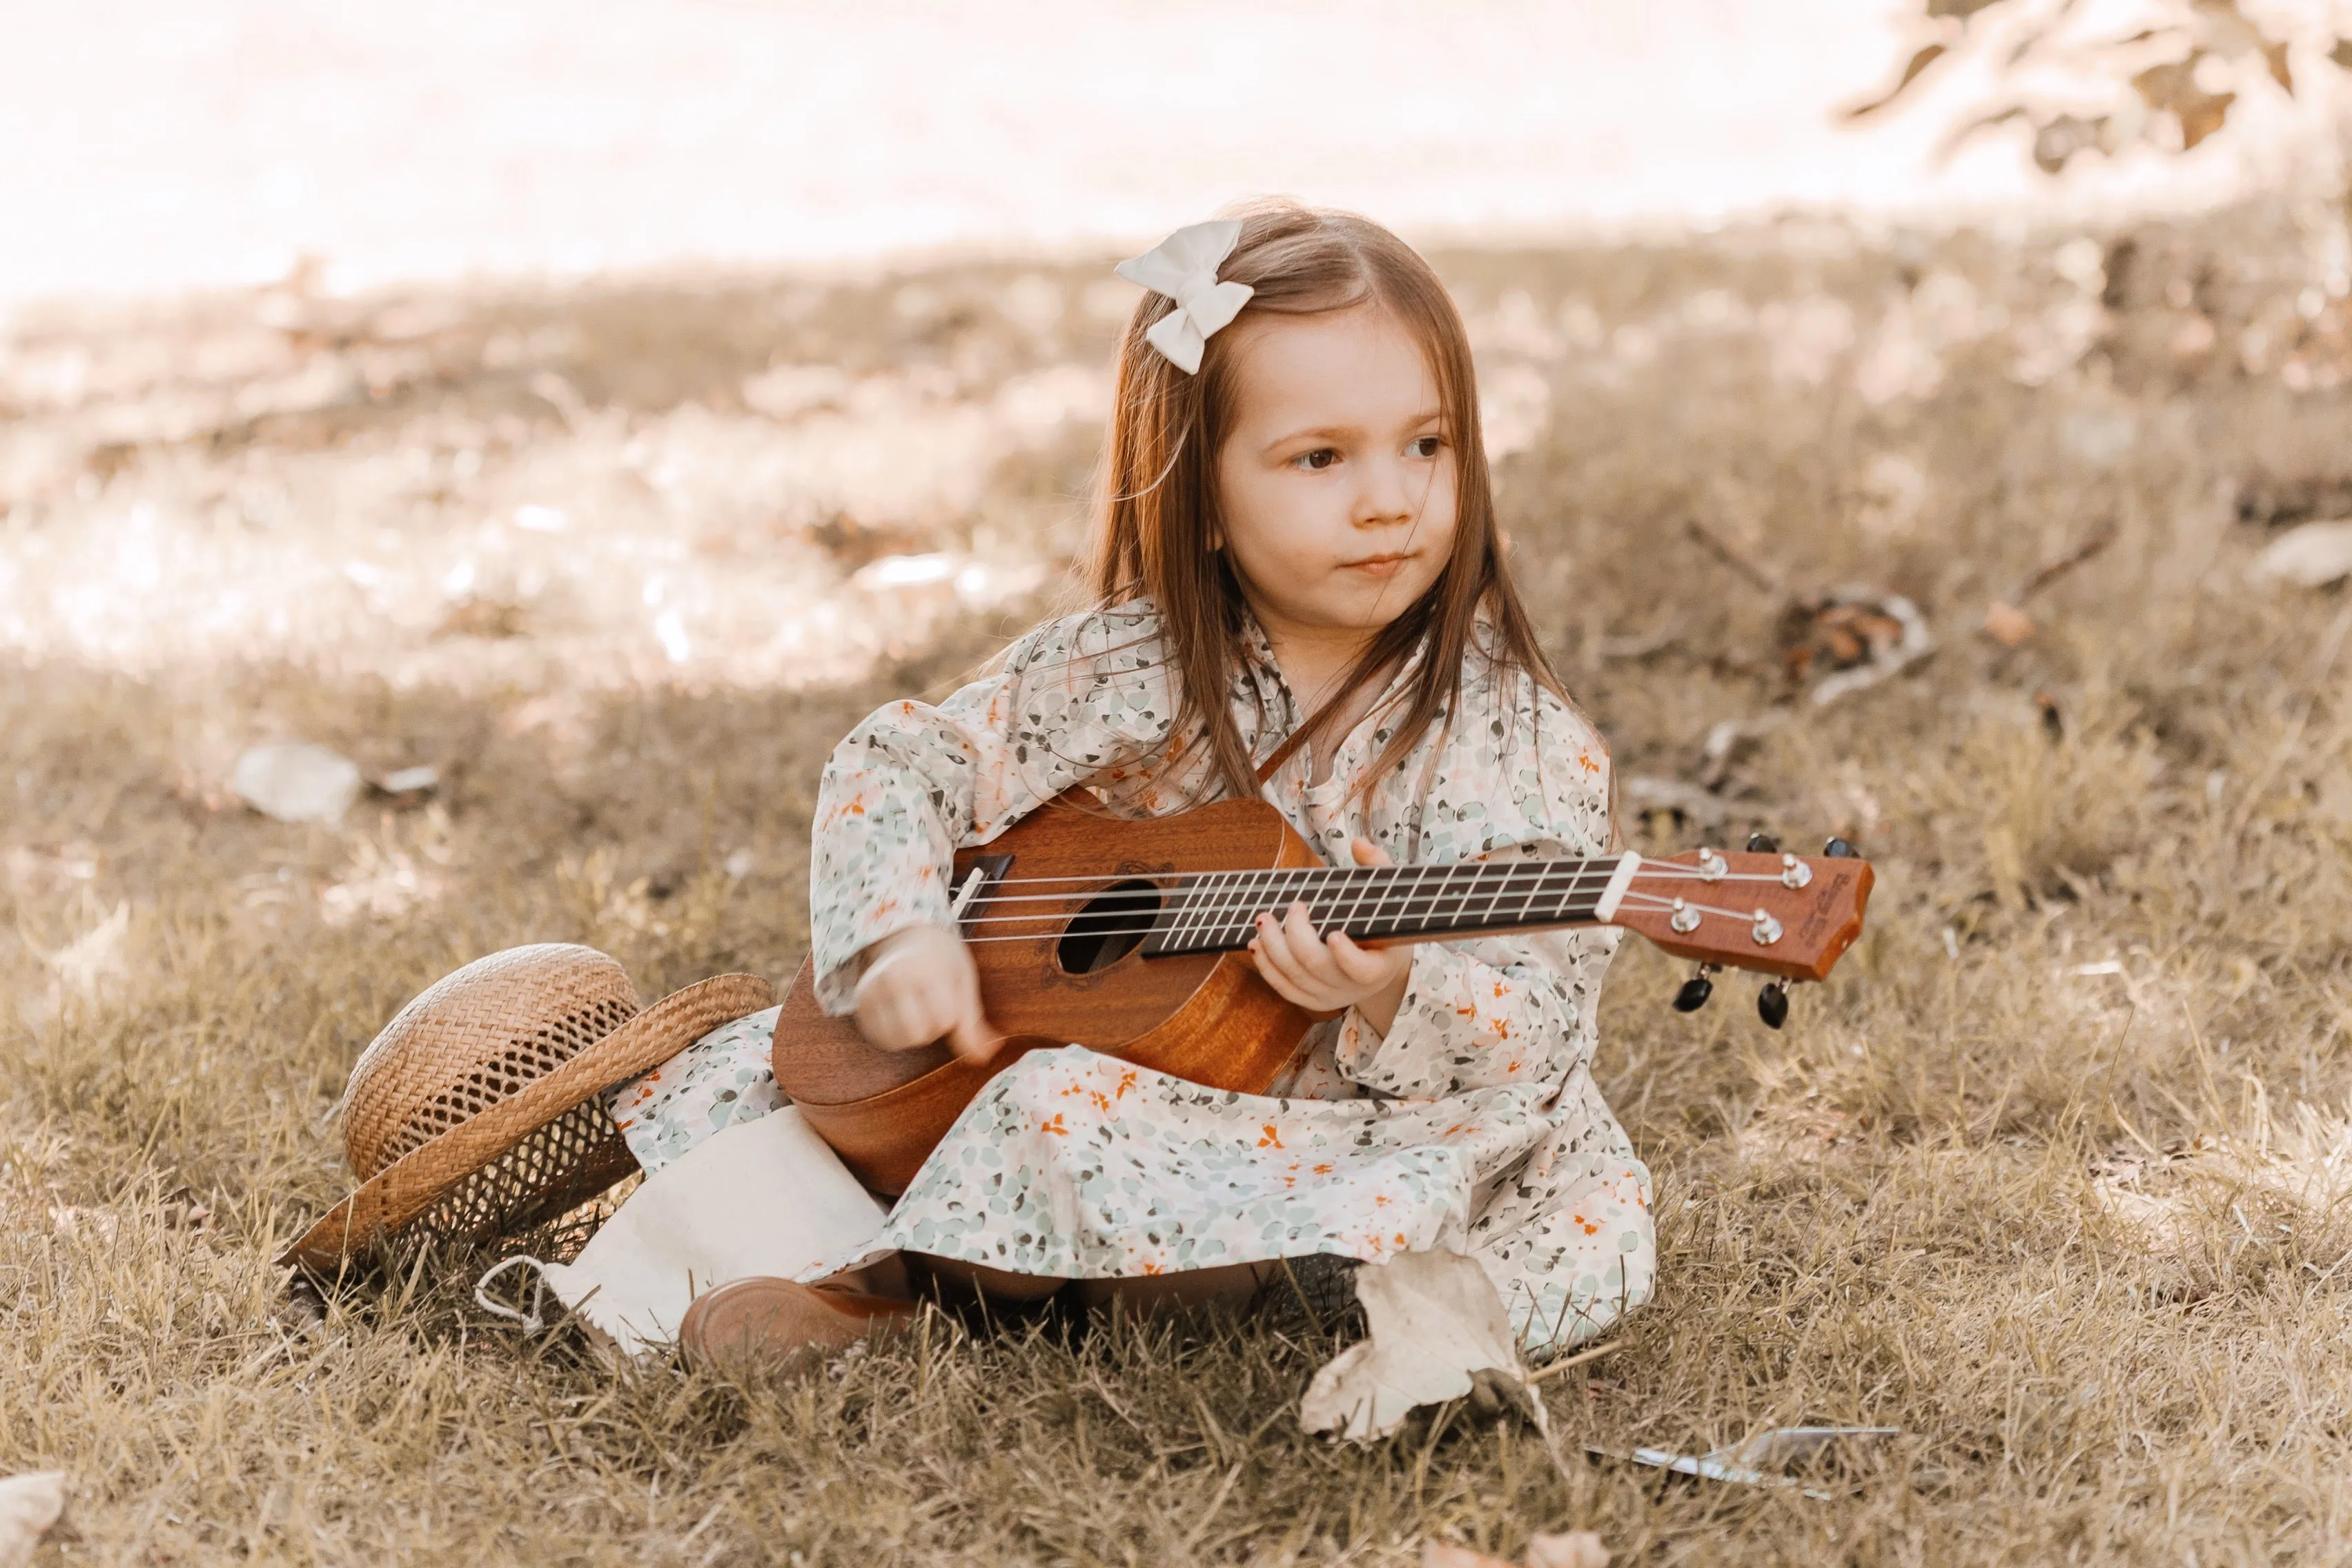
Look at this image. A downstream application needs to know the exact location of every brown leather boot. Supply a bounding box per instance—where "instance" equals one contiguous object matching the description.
[677,1276,917,1371]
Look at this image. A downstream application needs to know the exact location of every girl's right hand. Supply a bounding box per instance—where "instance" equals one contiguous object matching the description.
[852,925,1001,1064]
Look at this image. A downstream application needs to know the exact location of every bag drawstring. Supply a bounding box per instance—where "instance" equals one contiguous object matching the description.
[473,1255,551,1333]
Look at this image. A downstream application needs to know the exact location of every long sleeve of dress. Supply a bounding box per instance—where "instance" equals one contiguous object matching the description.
[807,607,1184,1012]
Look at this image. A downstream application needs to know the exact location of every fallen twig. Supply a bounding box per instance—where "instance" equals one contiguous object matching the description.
[2012,520,2119,605]
[1526,1339,1623,1384]
[1684,518,1785,596]
[1986,522,2121,646]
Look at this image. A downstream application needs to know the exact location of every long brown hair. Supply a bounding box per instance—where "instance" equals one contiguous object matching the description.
[1088,197,1564,803]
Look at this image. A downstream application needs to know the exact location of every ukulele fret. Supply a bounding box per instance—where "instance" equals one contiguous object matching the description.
[1335,859,1378,938]
[1441,862,1487,934]
[1475,860,1517,931]
[1514,860,1555,928]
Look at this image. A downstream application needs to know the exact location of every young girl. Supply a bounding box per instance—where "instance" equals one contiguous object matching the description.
[614,200,1655,1365]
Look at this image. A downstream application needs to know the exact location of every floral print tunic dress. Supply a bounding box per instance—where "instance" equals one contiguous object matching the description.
[611,600,1655,1359]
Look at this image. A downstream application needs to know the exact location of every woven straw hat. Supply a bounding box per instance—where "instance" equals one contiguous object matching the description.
[279,943,772,1272]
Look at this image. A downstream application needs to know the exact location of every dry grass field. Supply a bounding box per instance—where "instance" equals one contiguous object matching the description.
[6,198,2352,1565]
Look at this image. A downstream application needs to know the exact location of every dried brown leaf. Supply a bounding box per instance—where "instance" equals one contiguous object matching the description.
[1785,602,1911,676]
[1300,1251,1540,1443]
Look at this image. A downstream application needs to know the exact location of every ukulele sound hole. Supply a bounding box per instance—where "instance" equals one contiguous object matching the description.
[1057,879,1164,974]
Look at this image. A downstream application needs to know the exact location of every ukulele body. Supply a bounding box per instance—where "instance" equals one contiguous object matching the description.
[772,794,1332,1195]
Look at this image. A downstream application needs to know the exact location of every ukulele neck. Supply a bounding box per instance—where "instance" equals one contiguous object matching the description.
[1139,853,1638,957]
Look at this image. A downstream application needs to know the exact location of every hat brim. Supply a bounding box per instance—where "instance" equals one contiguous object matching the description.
[278,972,774,1273]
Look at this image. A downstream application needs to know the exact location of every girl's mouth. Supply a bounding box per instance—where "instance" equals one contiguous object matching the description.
[1343,553,1413,576]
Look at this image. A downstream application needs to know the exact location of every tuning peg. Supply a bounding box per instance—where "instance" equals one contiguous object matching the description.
[1823,836,1859,859]
[1745,832,1779,854]
[1756,980,1790,1029]
[1671,963,1718,1013]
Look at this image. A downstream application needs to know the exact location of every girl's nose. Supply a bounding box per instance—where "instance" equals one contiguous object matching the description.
[1353,453,1419,527]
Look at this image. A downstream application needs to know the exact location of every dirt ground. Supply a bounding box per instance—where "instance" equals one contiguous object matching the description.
[5,199,2352,1565]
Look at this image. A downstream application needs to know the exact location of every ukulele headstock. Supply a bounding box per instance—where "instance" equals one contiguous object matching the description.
[1605,844,1872,981]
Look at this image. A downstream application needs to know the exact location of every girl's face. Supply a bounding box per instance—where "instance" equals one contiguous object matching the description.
[1214,305,1458,651]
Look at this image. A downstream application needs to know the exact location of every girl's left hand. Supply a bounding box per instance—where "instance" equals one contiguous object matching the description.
[1249,837,1414,1036]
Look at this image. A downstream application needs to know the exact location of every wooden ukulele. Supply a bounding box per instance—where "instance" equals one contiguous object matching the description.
[772,794,1872,1195]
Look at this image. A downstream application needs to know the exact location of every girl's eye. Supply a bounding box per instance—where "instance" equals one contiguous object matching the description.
[1407,435,1444,459]
[1293,448,1340,471]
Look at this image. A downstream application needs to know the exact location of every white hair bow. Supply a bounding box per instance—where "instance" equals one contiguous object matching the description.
[1116,219,1255,375]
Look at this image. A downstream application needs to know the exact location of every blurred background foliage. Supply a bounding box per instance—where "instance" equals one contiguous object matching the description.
[1856,0,2350,170]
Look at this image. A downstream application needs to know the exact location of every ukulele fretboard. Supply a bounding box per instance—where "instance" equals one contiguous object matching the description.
[1139,854,1633,957]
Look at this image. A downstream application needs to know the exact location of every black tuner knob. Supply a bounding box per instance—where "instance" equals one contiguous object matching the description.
[1672,973,1715,1012]
[1823,836,1859,859]
[1745,832,1779,854]
[1756,981,1790,1030]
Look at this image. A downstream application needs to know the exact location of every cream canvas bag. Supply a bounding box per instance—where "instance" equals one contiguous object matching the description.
[475,1104,888,1358]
